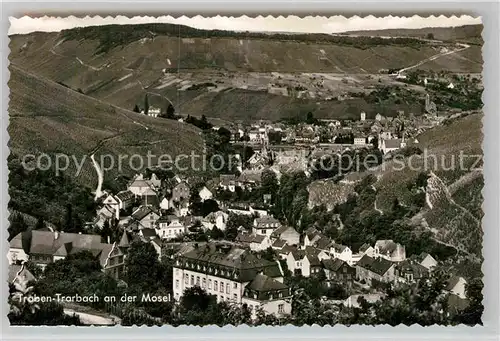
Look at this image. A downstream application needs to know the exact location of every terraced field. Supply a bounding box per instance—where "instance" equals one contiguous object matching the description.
[8,65,203,189]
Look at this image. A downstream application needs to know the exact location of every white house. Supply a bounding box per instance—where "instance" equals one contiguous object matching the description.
[445,276,467,299]
[330,243,353,265]
[417,252,438,270]
[252,216,281,237]
[354,137,366,146]
[160,197,170,210]
[199,186,213,201]
[203,211,229,231]
[156,215,187,240]
[374,240,406,262]
[379,138,406,154]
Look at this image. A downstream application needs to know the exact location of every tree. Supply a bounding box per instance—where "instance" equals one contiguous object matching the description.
[426,33,435,40]
[8,212,27,241]
[144,94,149,115]
[125,241,164,292]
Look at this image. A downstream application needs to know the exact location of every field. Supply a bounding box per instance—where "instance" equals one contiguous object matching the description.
[8,65,204,189]
[8,24,482,122]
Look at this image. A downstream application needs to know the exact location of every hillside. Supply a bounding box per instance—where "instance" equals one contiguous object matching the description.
[8,64,204,189]
[9,24,482,121]
[309,112,483,256]
[343,24,483,44]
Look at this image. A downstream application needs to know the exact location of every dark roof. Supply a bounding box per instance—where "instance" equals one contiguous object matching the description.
[8,264,36,283]
[132,206,158,221]
[272,239,287,248]
[116,190,134,201]
[236,232,265,244]
[306,254,321,267]
[396,260,429,279]
[254,216,281,227]
[331,243,348,253]
[141,194,160,208]
[141,228,157,238]
[178,243,282,282]
[246,274,288,292]
[322,258,346,272]
[316,237,332,250]
[359,243,371,253]
[357,255,394,276]
[118,231,131,248]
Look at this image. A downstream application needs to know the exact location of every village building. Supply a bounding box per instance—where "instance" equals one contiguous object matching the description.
[270,225,300,246]
[242,274,292,319]
[236,232,272,252]
[131,206,160,229]
[156,215,187,240]
[252,216,282,237]
[329,243,353,265]
[353,136,367,146]
[8,230,125,279]
[219,174,237,192]
[286,247,330,277]
[344,294,385,308]
[172,243,290,318]
[355,255,396,285]
[198,186,213,201]
[322,258,356,285]
[202,211,229,231]
[395,259,430,284]
[8,263,36,286]
[171,181,191,203]
[416,252,438,270]
[445,276,468,299]
[360,111,366,121]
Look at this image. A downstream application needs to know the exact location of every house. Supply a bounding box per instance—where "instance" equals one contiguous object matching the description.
[199,186,213,201]
[271,239,287,251]
[252,216,281,237]
[445,276,467,299]
[329,243,353,265]
[139,228,157,240]
[160,197,170,210]
[171,181,190,203]
[203,211,229,231]
[8,230,125,279]
[355,255,396,285]
[352,243,375,264]
[242,274,292,319]
[8,264,36,286]
[270,225,300,246]
[374,240,406,262]
[379,138,406,154]
[236,232,272,252]
[321,258,356,285]
[353,137,366,146]
[148,173,162,189]
[131,206,160,229]
[237,171,262,190]
[128,175,157,197]
[96,205,116,228]
[102,194,121,219]
[416,252,438,270]
[172,243,286,308]
[395,259,429,284]
[156,215,187,240]
[150,237,163,261]
[220,174,237,192]
[303,227,322,247]
[286,247,329,277]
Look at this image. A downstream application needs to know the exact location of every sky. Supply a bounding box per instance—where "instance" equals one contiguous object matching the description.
[9,15,481,35]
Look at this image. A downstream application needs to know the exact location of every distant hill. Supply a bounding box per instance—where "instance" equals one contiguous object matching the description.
[9,24,482,122]
[343,24,483,44]
[8,65,204,189]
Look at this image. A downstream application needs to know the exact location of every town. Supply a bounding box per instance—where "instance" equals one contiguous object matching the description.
[8,103,478,325]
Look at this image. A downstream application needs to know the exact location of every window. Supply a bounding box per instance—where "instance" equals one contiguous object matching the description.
[208,279,212,289]
[175,280,179,288]
[278,304,284,313]
[220,282,224,293]
[184,274,188,284]
[278,292,283,298]
[233,282,238,289]
[226,283,230,294]
[214,281,218,291]
[196,276,200,285]
[175,268,179,275]
[269,294,273,300]
[190,275,194,285]
[233,294,237,300]
[220,295,224,302]
[202,278,206,288]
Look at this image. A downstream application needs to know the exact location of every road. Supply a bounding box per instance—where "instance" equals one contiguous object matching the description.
[397,43,470,74]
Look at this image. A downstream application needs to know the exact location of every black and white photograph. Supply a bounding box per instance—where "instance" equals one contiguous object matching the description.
[7,14,484,326]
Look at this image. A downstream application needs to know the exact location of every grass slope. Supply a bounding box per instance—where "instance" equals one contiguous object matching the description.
[8,65,203,189]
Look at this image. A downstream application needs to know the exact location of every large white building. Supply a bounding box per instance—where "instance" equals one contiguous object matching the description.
[172,243,292,318]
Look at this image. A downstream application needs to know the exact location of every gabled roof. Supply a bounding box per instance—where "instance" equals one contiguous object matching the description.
[316,236,333,250]
[445,275,466,291]
[116,190,134,202]
[254,216,281,228]
[141,228,157,238]
[118,231,131,248]
[396,259,429,279]
[305,254,321,267]
[331,243,348,253]
[382,139,403,149]
[359,243,372,253]
[357,255,394,276]
[131,206,158,221]
[271,225,298,238]
[272,239,287,248]
[246,274,288,292]
[8,264,36,283]
[322,258,346,272]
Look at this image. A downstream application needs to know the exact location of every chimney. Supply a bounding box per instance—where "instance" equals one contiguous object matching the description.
[107,235,111,244]
[54,230,60,240]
